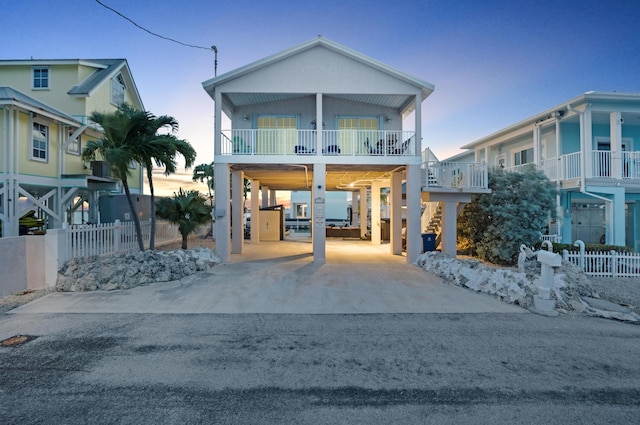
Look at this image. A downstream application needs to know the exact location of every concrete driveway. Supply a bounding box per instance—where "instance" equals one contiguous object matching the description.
[11,236,526,315]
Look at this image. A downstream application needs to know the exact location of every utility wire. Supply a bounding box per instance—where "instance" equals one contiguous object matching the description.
[95,0,213,51]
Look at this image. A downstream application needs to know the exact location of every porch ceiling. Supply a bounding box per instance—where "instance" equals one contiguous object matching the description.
[229,163,405,191]
[224,93,414,111]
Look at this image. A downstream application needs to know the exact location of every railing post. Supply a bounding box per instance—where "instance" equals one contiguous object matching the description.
[611,250,617,278]
[574,240,585,270]
[114,219,121,254]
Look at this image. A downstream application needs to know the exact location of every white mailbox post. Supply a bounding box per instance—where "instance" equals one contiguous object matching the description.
[533,250,562,315]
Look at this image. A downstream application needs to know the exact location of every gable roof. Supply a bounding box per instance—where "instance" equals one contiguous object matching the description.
[0,58,144,109]
[202,36,434,115]
[0,86,78,124]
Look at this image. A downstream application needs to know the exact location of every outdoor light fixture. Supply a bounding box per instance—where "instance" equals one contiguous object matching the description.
[242,115,249,121]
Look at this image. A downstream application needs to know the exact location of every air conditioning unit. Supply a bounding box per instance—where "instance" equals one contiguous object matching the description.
[91,161,110,178]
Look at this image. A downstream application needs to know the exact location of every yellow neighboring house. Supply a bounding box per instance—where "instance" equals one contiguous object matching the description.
[0,59,145,237]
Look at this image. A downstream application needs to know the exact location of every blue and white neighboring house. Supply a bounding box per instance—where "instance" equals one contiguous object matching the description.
[450,92,640,251]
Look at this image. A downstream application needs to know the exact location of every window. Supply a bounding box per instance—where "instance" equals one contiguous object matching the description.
[66,130,80,155]
[294,203,308,218]
[32,122,48,161]
[32,66,49,89]
[513,147,534,166]
[111,73,126,105]
[338,117,380,155]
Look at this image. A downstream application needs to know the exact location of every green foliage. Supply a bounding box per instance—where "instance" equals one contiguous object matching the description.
[457,166,557,265]
[155,189,212,249]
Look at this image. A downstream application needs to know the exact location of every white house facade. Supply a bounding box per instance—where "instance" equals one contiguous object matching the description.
[203,36,489,264]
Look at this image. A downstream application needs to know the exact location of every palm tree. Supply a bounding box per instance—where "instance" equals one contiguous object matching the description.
[192,162,214,207]
[131,112,196,250]
[83,105,150,251]
[155,188,212,249]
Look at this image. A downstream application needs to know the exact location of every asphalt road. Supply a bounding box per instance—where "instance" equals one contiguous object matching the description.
[1,312,639,424]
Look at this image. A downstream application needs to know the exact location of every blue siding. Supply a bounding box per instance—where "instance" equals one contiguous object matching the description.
[561,122,580,154]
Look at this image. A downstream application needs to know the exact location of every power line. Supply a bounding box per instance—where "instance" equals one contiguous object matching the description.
[95,0,213,51]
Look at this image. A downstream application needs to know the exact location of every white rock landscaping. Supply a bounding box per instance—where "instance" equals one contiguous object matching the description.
[56,248,220,292]
[416,251,640,323]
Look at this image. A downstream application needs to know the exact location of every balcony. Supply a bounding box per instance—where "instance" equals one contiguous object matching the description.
[423,161,489,191]
[220,129,416,157]
[542,151,640,182]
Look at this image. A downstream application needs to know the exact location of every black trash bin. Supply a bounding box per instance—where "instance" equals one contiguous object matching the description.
[421,233,436,252]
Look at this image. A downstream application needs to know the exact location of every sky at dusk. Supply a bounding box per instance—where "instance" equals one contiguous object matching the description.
[3,0,640,194]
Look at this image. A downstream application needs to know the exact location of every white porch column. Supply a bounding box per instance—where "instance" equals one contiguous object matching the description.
[250,179,260,244]
[371,181,381,245]
[214,90,222,156]
[231,170,244,254]
[316,93,323,154]
[441,201,458,257]
[351,190,359,226]
[312,163,326,264]
[261,186,269,208]
[406,163,422,263]
[414,94,422,156]
[390,170,403,255]
[359,187,367,239]
[533,125,541,168]
[583,107,593,178]
[610,111,623,179]
[213,163,230,262]
[269,189,277,206]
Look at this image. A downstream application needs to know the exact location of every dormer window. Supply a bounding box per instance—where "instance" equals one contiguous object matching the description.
[111,73,126,106]
[32,66,49,89]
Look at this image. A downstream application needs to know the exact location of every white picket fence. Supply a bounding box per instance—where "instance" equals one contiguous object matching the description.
[562,249,640,277]
[65,220,181,261]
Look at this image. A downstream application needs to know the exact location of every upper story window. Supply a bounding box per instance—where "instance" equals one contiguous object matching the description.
[32,122,49,162]
[32,66,49,89]
[66,130,80,155]
[513,147,534,166]
[111,73,126,106]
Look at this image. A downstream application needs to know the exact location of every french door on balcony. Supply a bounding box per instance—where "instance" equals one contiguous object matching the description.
[257,116,298,154]
[338,117,379,155]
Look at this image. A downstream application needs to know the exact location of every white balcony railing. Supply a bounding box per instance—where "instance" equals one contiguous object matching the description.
[541,151,640,182]
[423,161,488,190]
[220,129,416,157]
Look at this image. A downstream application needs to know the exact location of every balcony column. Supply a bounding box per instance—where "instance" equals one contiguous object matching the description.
[214,163,230,262]
[610,111,623,179]
[371,181,382,245]
[582,107,593,178]
[315,93,323,154]
[359,187,367,239]
[406,163,422,263]
[250,179,260,244]
[231,170,244,254]
[533,125,541,168]
[312,163,326,264]
[414,94,422,156]
[351,190,359,226]
[390,170,403,255]
[214,90,222,156]
[261,186,269,208]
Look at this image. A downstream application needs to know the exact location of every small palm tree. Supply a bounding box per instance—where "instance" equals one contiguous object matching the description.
[192,162,214,207]
[132,112,196,250]
[155,189,212,249]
